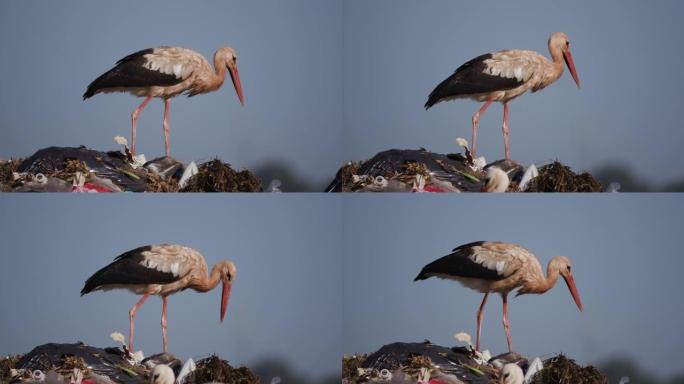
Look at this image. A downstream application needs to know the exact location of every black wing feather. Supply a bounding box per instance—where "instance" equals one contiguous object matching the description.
[414,241,503,281]
[80,245,180,295]
[83,48,184,99]
[424,53,523,109]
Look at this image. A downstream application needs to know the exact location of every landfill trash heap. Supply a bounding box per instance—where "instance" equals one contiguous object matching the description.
[0,146,262,192]
[0,342,259,384]
[326,148,602,193]
[343,341,607,384]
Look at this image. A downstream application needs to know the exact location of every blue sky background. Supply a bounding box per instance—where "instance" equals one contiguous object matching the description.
[342,0,684,185]
[342,195,684,380]
[0,0,343,189]
[0,195,343,381]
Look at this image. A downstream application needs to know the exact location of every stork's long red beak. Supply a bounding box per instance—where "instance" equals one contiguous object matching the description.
[563,49,581,88]
[220,281,232,323]
[562,273,583,312]
[228,65,245,106]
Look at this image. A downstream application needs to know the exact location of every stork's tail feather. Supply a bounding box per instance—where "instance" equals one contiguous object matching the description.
[83,70,115,100]
[82,84,98,100]
[424,92,442,110]
[81,273,101,296]
[413,269,430,281]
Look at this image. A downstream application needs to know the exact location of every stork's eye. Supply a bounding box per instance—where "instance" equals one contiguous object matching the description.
[566,41,570,47]
[567,265,572,271]
[504,373,510,378]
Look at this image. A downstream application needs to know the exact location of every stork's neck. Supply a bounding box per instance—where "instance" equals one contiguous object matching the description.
[523,261,560,294]
[209,53,227,90]
[191,264,222,292]
[546,44,565,82]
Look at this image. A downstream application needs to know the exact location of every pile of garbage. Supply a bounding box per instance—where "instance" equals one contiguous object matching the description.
[326,145,602,193]
[0,341,259,384]
[0,139,262,192]
[343,339,607,384]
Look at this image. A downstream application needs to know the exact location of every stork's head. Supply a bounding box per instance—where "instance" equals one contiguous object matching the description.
[216,260,237,323]
[151,365,175,384]
[217,47,245,106]
[549,32,580,88]
[550,256,583,312]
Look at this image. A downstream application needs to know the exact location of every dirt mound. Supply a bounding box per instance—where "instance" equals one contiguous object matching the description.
[526,161,602,192]
[187,355,259,384]
[531,354,606,384]
[180,159,262,192]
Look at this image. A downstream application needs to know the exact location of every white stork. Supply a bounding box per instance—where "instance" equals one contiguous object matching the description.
[84,46,245,156]
[415,241,583,352]
[81,244,236,353]
[425,32,581,160]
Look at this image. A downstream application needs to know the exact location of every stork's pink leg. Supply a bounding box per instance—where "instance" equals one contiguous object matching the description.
[162,99,171,157]
[471,100,493,158]
[128,294,150,352]
[131,96,152,156]
[502,102,510,160]
[475,292,489,351]
[502,293,513,352]
[161,296,169,353]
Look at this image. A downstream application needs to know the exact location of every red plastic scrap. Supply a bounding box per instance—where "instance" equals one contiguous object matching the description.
[422,185,447,193]
[72,183,114,193]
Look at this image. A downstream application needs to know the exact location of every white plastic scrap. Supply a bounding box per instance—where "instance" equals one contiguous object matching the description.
[455,137,469,149]
[130,350,144,364]
[178,161,198,188]
[412,174,426,192]
[114,136,129,147]
[523,358,543,384]
[114,136,146,168]
[110,332,126,345]
[378,369,392,381]
[454,332,473,347]
[518,164,539,191]
[71,172,87,192]
[473,349,491,365]
[270,378,282,384]
[417,367,430,383]
[131,154,147,169]
[110,331,143,363]
[70,369,83,384]
[471,157,487,171]
[373,175,388,188]
[175,358,196,384]
[33,370,46,382]
[618,377,630,384]
[35,173,48,185]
